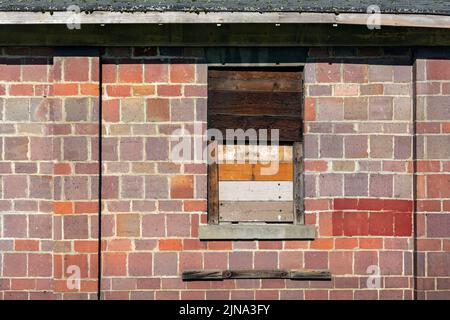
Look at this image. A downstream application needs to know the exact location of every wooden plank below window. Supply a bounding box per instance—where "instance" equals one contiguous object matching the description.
[219,181,293,201]
[219,201,293,222]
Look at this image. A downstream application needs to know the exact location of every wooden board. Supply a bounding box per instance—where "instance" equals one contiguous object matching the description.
[208,91,302,117]
[207,141,219,225]
[208,114,302,142]
[293,142,304,224]
[209,68,302,92]
[219,181,293,201]
[218,145,293,162]
[182,269,331,281]
[218,162,292,181]
[219,201,293,222]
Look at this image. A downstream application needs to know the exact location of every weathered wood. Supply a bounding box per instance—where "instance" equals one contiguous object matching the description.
[182,269,331,281]
[207,141,219,225]
[1,24,450,46]
[208,91,302,117]
[182,270,223,281]
[219,201,294,222]
[218,163,254,181]
[253,162,293,181]
[208,114,302,142]
[199,224,316,240]
[209,68,302,92]
[218,145,293,162]
[1,11,450,29]
[293,142,304,224]
[219,181,293,201]
[218,162,293,181]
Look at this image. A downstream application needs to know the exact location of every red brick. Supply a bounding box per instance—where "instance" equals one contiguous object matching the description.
[118,64,143,83]
[133,85,155,96]
[316,62,341,82]
[305,160,328,172]
[74,241,98,253]
[147,98,170,122]
[53,84,78,96]
[170,175,194,199]
[330,251,353,275]
[54,163,71,175]
[170,64,195,83]
[368,212,394,236]
[74,201,98,214]
[304,252,328,269]
[106,85,131,97]
[15,240,39,251]
[80,84,99,96]
[102,99,120,122]
[359,238,383,249]
[180,252,203,270]
[335,238,358,249]
[310,238,334,250]
[107,239,132,251]
[53,201,73,214]
[116,214,140,237]
[427,174,450,198]
[10,84,34,96]
[64,57,89,81]
[354,251,378,274]
[129,253,152,276]
[183,200,207,212]
[304,97,316,121]
[28,253,52,277]
[343,212,369,236]
[427,59,450,80]
[144,63,168,82]
[3,253,27,277]
[103,253,127,276]
[159,239,183,251]
[417,161,441,172]
[157,85,182,97]
[0,63,21,81]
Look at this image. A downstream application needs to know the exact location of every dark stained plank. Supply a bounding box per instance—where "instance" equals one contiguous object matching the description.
[207,141,219,225]
[208,90,302,117]
[182,269,331,281]
[209,68,302,92]
[293,142,304,224]
[219,201,294,222]
[208,114,302,142]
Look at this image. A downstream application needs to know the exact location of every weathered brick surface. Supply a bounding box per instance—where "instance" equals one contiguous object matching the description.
[414,52,450,300]
[0,47,448,300]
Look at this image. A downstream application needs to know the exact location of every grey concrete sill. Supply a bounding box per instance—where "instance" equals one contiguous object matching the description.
[199,224,316,240]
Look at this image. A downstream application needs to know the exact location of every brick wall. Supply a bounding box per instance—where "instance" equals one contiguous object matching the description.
[414,49,450,299]
[0,47,448,300]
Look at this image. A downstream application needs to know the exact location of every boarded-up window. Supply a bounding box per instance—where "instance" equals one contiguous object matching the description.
[207,67,303,225]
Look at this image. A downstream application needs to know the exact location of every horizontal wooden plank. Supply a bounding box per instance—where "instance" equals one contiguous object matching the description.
[2,12,450,30]
[208,91,302,117]
[182,269,331,281]
[209,68,302,92]
[253,162,293,180]
[208,115,302,142]
[218,145,293,162]
[199,224,316,240]
[218,162,292,181]
[219,181,293,201]
[218,163,253,180]
[2,25,450,47]
[219,201,293,222]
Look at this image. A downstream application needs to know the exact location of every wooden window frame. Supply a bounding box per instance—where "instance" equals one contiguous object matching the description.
[201,64,314,240]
